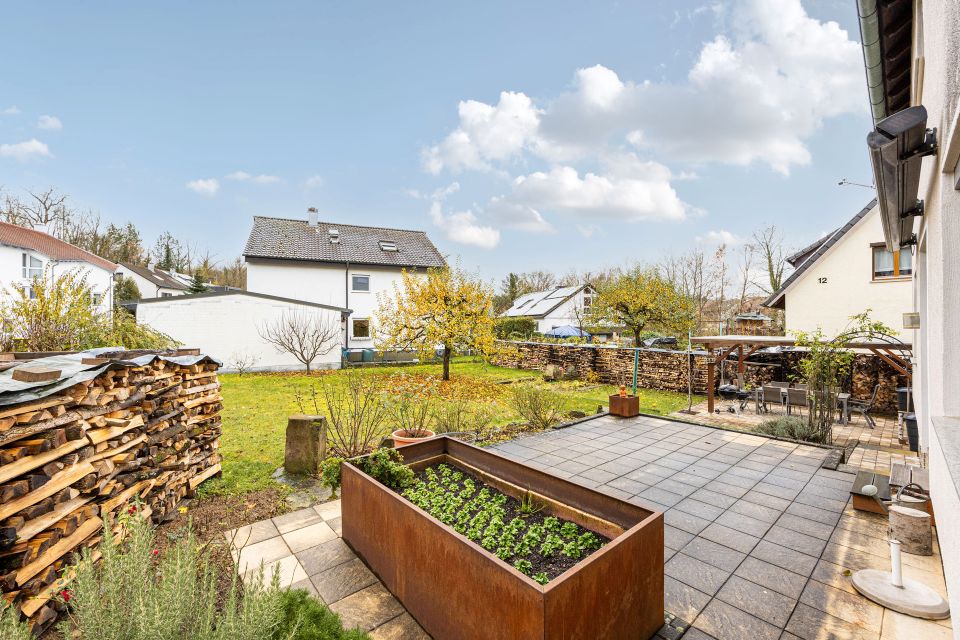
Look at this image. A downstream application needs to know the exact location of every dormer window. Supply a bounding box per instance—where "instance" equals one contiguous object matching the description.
[378,240,398,252]
[328,229,340,244]
[22,253,43,279]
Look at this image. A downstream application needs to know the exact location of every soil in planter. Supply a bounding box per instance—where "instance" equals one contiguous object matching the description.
[396,463,610,583]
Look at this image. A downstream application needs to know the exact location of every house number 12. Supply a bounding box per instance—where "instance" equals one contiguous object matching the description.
[818,277,828,284]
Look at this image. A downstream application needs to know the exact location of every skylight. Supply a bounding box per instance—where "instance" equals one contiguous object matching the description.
[378,240,398,252]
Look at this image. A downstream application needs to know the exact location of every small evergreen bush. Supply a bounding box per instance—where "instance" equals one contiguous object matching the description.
[276,589,369,640]
[755,416,826,443]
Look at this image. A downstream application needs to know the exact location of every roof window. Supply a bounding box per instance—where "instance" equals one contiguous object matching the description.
[378,240,398,252]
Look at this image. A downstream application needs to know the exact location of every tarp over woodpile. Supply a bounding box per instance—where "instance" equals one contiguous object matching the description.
[0,348,222,406]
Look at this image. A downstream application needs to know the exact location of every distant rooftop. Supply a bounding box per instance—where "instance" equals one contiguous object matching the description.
[500,284,590,319]
[243,216,446,269]
[0,221,116,272]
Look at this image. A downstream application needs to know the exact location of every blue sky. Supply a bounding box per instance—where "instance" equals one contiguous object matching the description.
[1,0,876,283]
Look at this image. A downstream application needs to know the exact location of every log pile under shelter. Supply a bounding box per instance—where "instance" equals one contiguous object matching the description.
[0,348,222,634]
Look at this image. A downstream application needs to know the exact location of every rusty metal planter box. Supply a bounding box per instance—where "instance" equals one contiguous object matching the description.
[609,394,641,417]
[342,436,663,640]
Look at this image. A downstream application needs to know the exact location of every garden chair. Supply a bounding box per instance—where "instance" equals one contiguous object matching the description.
[761,384,786,414]
[786,388,808,417]
[848,384,880,429]
[794,383,808,391]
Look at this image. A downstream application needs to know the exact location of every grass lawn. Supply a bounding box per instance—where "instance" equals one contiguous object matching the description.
[204,358,699,497]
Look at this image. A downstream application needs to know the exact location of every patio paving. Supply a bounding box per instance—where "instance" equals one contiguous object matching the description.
[669,401,920,474]
[226,413,950,639]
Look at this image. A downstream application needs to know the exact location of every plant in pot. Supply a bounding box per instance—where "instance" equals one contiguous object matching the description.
[388,375,437,446]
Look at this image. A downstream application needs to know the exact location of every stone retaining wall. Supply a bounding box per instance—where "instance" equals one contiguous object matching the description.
[496,341,908,412]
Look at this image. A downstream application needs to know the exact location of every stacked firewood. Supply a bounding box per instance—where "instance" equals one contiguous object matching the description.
[0,351,222,634]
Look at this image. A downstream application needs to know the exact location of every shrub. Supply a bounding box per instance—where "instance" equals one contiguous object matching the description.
[494,317,537,340]
[276,589,369,640]
[508,383,565,430]
[431,399,497,439]
[61,506,290,640]
[319,457,344,494]
[386,374,436,437]
[0,602,30,640]
[354,447,414,490]
[298,370,390,458]
[755,416,826,443]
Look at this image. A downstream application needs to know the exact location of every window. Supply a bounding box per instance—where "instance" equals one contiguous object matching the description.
[378,240,398,252]
[352,318,371,339]
[351,274,370,292]
[872,245,913,279]
[160,292,173,298]
[22,253,42,279]
[89,292,102,306]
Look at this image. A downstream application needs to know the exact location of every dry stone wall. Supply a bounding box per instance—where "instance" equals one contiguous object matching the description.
[498,341,908,412]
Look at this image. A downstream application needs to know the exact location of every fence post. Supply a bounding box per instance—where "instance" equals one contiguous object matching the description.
[632,349,639,395]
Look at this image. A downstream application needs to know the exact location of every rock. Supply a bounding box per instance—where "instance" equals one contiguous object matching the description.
[284,415,327,475]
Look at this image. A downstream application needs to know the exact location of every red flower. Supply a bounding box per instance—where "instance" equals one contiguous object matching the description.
[60,589,72,603]
[151,549,159,556]
[128,505,137,515]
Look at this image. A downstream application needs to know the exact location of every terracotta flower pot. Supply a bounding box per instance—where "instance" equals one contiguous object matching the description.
[391,429,436,447]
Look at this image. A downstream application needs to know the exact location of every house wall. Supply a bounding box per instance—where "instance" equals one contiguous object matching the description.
[136,294,344,372]
[783,206,912,336]
[0,245,114,314]
[246,259,419,349]
[912,0,960,623]
[535,289,592,333]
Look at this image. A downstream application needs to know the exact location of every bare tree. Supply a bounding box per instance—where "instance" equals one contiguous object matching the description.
[258,310,341,373]
[735,244,757,314]
[517,270,557,294]
[752,225,788,295]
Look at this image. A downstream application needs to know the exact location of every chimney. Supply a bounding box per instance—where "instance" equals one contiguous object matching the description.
[307,207,318,227]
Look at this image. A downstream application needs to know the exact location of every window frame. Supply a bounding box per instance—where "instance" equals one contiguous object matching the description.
[22,252,43,279]
[351,318,371,339]
[351,274,370,293]
[871,243,913,280]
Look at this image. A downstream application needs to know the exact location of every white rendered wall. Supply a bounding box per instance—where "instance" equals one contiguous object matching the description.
[0,246,114,314]
[913,0,960,626]
[115,265,183,299]
[535,291,591,333]
[246,259,418,349]
[136,294,344,371]
[783,206,912,337]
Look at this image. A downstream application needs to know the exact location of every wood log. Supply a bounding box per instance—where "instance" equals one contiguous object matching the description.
[0,391,146,447]
[0,462,95,522]
[12,367,61,383]
[15,516,102,586]
[888,505,933,555]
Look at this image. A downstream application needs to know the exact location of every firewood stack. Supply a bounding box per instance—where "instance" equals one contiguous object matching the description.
[0,350,222,634]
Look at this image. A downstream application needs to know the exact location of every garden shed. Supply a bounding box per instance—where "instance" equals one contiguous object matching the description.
[133,291,351,372]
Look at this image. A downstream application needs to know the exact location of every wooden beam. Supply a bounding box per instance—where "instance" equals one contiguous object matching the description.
[706,343,715,413]
[869,348,911,378]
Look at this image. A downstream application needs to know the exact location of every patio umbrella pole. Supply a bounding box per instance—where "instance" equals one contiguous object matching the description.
[851,539,949,619]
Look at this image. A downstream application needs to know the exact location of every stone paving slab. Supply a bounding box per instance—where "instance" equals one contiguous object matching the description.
[224,413,951,640]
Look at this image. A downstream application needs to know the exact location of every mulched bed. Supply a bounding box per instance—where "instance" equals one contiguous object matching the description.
[398,463,610,581]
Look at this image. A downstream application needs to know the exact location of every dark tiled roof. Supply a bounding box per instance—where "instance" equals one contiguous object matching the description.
[764,199,878,310]
[0,222,116,271]
[243,216,446,269]
[120,263,187,290]
[786,233,835,267]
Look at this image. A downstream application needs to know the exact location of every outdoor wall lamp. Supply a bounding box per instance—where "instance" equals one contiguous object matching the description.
[867,105,938,252]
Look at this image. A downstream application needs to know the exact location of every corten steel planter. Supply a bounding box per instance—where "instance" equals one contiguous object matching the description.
[341,436,664,640]
[609,394,640,417]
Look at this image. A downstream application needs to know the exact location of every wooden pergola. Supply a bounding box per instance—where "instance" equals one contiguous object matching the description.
[690,335,913,413]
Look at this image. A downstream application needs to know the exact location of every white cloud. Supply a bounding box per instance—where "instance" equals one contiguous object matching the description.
[423,91,541,174]
[37,115,62,131]
[507,154,689,222]
[425,0,862,177]
[2,106,20,115]
[225,171,283,185]
[426,182,500,249]
[487,198,555,233]
[697,229,744,245]
[304,174,324,189]
[0,139,52,161]
[186,178,220,196]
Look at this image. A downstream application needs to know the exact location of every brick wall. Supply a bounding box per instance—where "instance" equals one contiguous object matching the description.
[496,341,908,411]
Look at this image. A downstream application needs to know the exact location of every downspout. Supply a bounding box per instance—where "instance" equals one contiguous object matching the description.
[857,0,887,124]
[344,261,350,352]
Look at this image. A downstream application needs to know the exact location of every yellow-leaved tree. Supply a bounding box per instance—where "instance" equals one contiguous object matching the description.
[374,266,495,380]
[592,266,695,345]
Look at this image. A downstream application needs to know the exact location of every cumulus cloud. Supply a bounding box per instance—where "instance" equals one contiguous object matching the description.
[425,183,500,249]
[697,229,744,246]
[186,178,220,196]
[0,139,52,160]
[37,115,62,131]
[2,106,20,115]
[304,174,324,189]
[423,0,862,186]
[225,171,283,184]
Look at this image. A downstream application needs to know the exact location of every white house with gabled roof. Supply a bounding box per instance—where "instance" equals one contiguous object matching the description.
[500,284,595,334]
[243,208,446,349]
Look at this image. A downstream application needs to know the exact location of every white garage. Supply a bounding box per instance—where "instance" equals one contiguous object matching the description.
[134,291,350,372]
